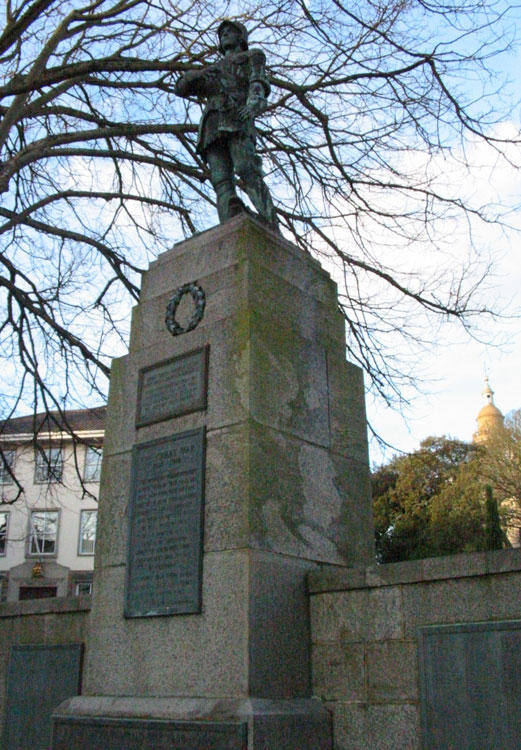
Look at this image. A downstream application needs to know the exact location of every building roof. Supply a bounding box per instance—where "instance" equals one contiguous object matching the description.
[0,406,106,438]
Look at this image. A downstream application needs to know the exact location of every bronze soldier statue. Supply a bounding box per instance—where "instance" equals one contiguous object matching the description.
[175,20,278,227]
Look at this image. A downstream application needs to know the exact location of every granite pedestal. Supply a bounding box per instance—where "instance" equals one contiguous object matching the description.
[53,215,374,748]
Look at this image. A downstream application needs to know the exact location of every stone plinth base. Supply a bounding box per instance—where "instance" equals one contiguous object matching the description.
[85,215,373,701]
[52,696,332,749]
[62,216,369,750]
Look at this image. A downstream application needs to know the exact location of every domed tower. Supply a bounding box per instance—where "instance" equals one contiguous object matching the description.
[473,377,504,444]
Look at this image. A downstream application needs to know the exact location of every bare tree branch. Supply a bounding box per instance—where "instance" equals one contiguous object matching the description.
[0,0,519,494]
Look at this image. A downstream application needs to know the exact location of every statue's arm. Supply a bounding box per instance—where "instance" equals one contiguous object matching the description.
[245,80,268,118]
[238,49,271,121]
[174,67,217,98]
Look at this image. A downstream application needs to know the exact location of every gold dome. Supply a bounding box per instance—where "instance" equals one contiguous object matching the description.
[473,377,504,443]
[477,403,504,420]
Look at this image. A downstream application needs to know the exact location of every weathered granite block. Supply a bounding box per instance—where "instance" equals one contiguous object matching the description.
[94,451,132,568]
[85,550,313,700]
[99,354,135,458]
[250,704,332,750]
[129,264,245,355]
[328,702,420,750]
[249,325,330,448]
[203,424,251,552]
[327,355,370,464]
[312,642,366,701]
[401,574,521,637]
[486,547,521,574]
[140,225,242,300]
[402,578,492,636]
[308,565,368,594]
[310,586,403,644]
[247,553,314,698]
[366,640,418,701]
[11,611,46,644]
[245,260,346,346]
[420,551,487,581]
[487,572,521,620]
[141,217,337,308]
[309,550,521,593]
[248,422,372,564]
[84,552,250,698]
[130,226,344,358]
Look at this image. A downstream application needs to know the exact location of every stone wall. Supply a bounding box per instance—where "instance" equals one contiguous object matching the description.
[0,596,91,741]
[309,548,521,750]
[1,550,521,748]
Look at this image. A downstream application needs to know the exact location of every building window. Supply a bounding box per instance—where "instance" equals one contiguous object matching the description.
[29,510,59,555]
[0,573,7,602]
[19,586,57,601]
[78,510,97,555]
[34,447,63,483]
[84,446,102,482]
[0,512,8,555]
[75,580,93,595]
[0,449,15,484]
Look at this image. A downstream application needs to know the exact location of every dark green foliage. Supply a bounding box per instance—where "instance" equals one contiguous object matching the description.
[484,486,504,551]
[373,436,492,563]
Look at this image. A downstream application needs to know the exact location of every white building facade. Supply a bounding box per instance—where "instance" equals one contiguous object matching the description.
[0,407,105,601]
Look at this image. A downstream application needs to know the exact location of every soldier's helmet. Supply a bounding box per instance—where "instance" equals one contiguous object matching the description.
[218,20,249,53]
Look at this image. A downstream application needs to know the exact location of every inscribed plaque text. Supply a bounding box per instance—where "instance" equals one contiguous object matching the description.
[52,716,247,750]
[136,347,208,426]
[125,429,205,617]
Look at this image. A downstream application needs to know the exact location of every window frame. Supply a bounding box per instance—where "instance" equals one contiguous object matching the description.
[0,511,9,556]
[83,445,102,483]
[27,509,60,557]
[34,446,64,484]
[0,449,15,485]
[78,509,97,556]
[75,580,93,596]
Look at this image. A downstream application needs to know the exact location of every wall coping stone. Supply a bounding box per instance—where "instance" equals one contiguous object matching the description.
[308,548,521,594]
[0,595,91,618]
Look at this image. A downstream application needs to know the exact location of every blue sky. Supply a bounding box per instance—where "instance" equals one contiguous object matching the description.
[365,139,521,466]
[364,2,521,465]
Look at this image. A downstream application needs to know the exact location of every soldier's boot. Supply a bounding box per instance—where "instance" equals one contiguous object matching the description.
[240,169,278,228]
[228,195,249,217]
[212,177,248,222]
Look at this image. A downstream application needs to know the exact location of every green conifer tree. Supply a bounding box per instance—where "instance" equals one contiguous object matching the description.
[484,485,503,551]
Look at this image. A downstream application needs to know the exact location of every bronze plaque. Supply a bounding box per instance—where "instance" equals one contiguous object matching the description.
[125,429,205,617]
[51,716,247,749]
[136,346,208,427]
[4,644,83,750]
[418,620,521,749]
